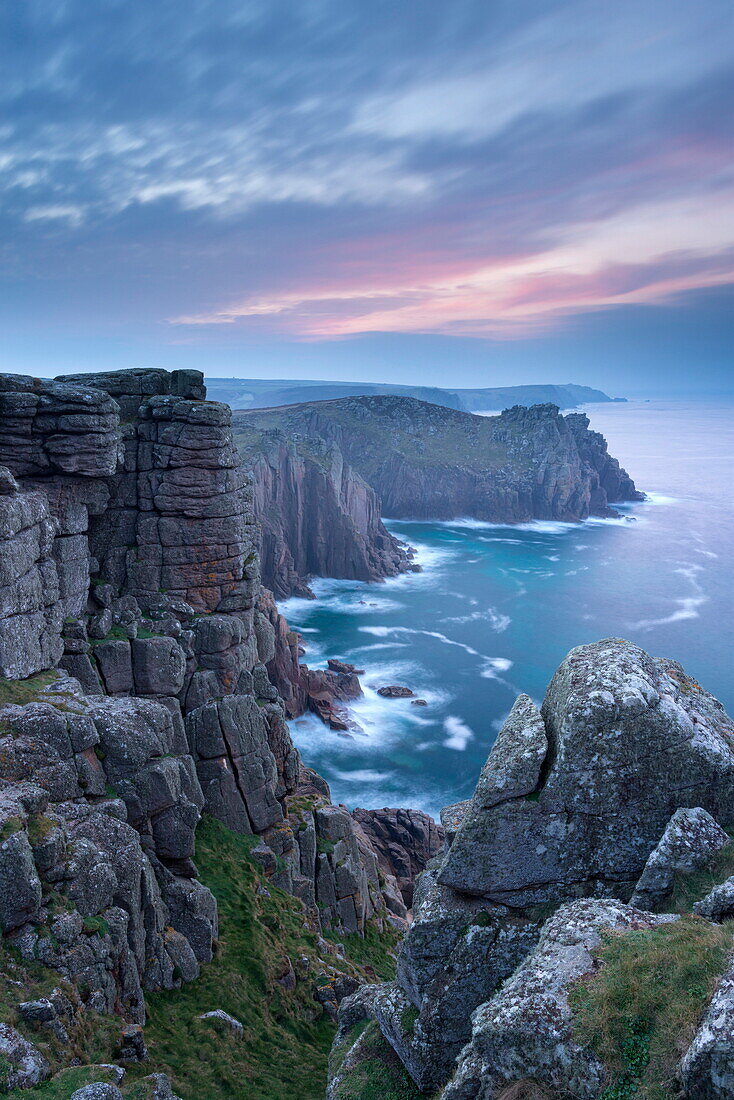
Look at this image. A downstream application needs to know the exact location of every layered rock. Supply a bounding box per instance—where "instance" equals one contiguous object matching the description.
[0,367,416,1047]
[235,424,416,598]
[236,396,643,523]
[328,640,734,1094]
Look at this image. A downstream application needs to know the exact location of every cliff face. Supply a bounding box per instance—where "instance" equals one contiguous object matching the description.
[0,369,420,1069]
[236,424,416,598]
[328,639,734,1098]
[236,396,643,523]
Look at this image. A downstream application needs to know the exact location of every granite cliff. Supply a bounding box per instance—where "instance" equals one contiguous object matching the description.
[235,424,416,599]
[328,639,734,1099]
[0,368,442,1097]
[236,396,642,523]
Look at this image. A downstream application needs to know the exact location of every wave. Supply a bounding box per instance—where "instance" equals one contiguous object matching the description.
[443,715,474,751]
[628,562,708,630]
[442,608,511,631]
[359,624,512,681]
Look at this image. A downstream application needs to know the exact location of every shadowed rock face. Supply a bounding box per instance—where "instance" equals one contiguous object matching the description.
[351,807,445,907]
[235,423,416,598]
[327,640,734,1095]
[237,396,643,523]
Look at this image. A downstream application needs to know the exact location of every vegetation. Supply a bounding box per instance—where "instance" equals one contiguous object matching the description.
[328,1020,423,1100]
[0,672,61,708]
[123,815,396,1100]
[571,916,733,1100]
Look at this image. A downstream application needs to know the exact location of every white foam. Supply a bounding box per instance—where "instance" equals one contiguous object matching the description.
[442,608,511,631]
[443,715,474,751]
[331,768,391,783]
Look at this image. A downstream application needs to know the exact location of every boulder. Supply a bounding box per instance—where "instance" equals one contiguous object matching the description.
[0,1022,50,1090]
[198,1009,244,1036]
[440,640,734,905]
[630,807,730,911]
[694,877,734,922]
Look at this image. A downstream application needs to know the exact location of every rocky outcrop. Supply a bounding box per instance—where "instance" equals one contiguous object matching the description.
[439,640,734,905]
[681,957,734,1098]
[328,640,734,1095]
[235,424,416,598]
[442,900,676,1100]
[0,368,419,1056]
[630,807,730,911]
[237,396,643,523]
[351,808,445,907]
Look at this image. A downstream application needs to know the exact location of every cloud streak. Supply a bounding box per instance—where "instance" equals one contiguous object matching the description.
[0,0,732,370]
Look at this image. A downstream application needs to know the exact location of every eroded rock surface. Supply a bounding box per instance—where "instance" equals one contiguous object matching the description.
[328,640,734,1095]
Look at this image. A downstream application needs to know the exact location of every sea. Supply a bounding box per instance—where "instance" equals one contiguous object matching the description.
[281,398,734,820]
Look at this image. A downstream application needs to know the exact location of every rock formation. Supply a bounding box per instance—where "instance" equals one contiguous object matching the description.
[236,396,643,523]
[235,422,416,598]
[351,808,445,907]
[0,368,425,1064]
[328,639,734,1097]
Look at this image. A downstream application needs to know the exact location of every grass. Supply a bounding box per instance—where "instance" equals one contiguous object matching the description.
[328,1020,423,1100]
[123,815,395,1100]
[571,916,734,1100]
[325,923,401,982]
[0,672,61,708]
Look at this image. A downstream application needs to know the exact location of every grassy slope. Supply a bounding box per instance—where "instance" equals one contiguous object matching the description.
[234,398,524,474]
[0,816,397,1100]
[126,816,396,1100]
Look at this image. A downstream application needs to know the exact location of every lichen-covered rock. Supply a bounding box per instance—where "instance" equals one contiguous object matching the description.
[630,807,730,911]
[440,640,734,905]
[441,900,676,1100]
[681,955,734,1098]
[0,1021,50,1090]
[328,642,734,1097]
[694,877,734,922]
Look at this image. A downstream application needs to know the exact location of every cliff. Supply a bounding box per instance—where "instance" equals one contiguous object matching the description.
[236,424,416,599]
[206,377,614,413]
[327,639,734,1099]
[0,368,434,1097]
[236,396,643,523]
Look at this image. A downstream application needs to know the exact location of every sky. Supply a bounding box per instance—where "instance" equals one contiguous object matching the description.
[1,0,732,395]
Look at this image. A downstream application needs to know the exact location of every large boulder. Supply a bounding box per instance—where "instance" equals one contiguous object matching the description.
[440,639,734,905]
[330,640,734,1096]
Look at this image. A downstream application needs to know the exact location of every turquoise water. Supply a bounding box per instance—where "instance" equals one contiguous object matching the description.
[283,399,734,818]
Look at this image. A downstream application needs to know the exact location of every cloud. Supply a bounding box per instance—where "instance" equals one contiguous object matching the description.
[0,0,732,357]
[174,192,734,336]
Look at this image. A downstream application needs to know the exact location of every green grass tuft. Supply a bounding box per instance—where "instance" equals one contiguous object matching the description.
[571,916,733,1100]
[0,672,61,708]
[329,1020,423,1100]
[663,831,734,915]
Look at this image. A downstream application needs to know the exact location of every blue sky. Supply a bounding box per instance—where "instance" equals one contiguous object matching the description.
[1,0,732,394]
